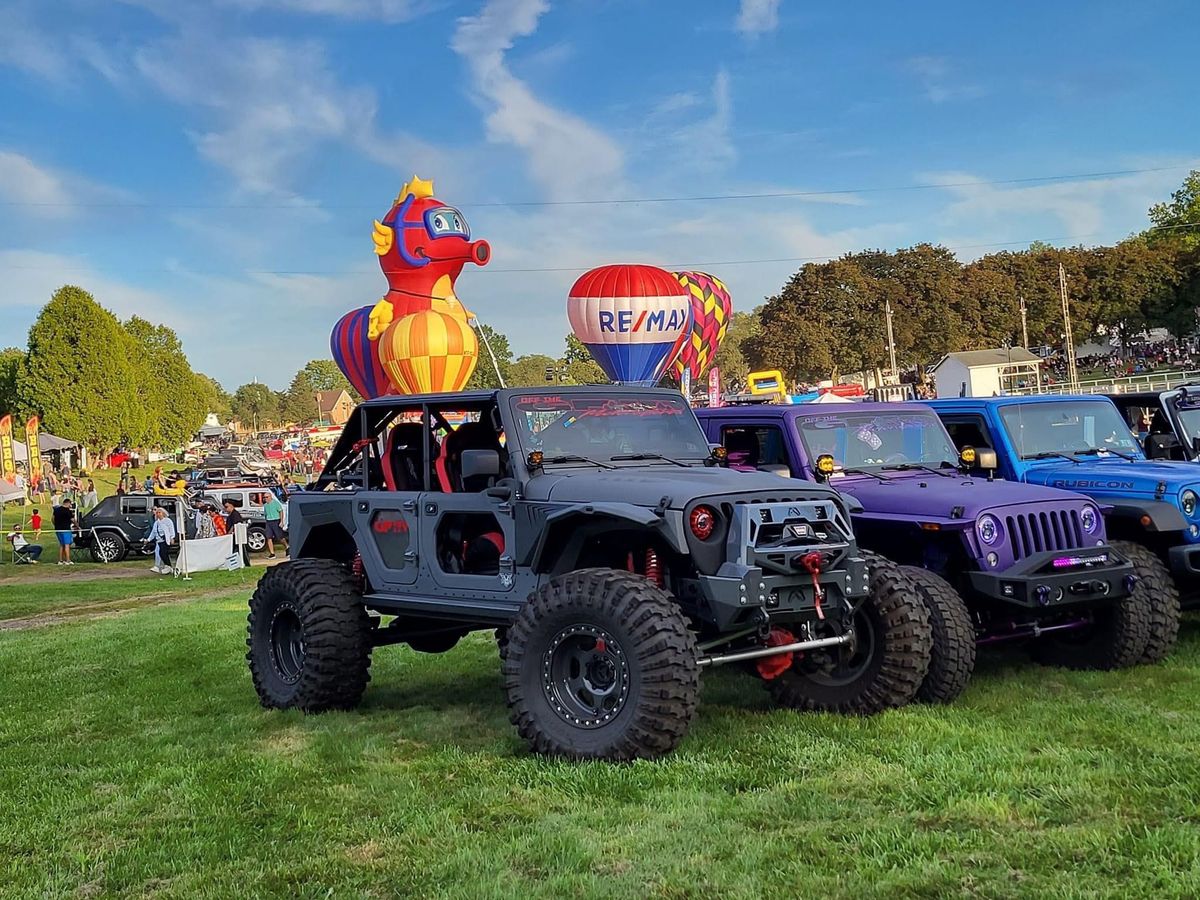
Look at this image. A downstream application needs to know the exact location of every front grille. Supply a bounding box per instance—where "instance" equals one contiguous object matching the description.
[1005,510,1084,560]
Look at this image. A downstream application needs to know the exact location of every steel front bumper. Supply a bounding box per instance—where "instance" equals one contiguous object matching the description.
[967,546,1134,608]
[683,499,870,630]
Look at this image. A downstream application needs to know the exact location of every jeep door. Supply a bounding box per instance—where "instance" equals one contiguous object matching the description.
[353,489,422,586]
[419,488,516,594]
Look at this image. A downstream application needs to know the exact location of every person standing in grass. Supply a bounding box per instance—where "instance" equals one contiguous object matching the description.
[52,499,76,566]
[262,490,286,559]
[30,508,42,540]
[145,506,176,574]
[82,479,98,511]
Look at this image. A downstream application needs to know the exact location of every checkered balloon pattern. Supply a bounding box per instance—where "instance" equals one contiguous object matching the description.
[672,271,732,380]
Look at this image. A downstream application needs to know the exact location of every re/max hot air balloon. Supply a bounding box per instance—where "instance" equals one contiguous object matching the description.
[379,309,478,395]
[567,264,691,386]
[672,271,732,382]
[331,305,391,399]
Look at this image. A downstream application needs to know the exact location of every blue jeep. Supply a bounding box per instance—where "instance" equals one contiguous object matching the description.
[928,394,1192,632]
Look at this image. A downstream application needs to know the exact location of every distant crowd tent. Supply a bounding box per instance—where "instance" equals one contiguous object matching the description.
[198,425,229,439]
[931,348,1042,399]
[12,431,79,462]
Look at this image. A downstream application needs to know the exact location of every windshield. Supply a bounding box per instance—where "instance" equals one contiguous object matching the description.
[795,410,958,470]
[508,393,710,465]
[998,400,1141,458]
[1170,395,1200,449]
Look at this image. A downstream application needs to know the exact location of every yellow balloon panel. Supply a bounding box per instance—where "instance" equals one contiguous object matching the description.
[379,310,478,394]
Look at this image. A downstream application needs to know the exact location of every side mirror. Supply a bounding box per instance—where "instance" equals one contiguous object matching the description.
[461,449,501,481]
[707,443,728,467]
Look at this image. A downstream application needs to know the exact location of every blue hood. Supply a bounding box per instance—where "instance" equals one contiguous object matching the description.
[1023,458,1200,501]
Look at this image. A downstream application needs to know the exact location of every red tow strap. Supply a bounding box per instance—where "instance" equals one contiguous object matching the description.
[800,551,825,620]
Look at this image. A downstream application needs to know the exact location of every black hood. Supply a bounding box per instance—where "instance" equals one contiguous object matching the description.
[525,465,840,508]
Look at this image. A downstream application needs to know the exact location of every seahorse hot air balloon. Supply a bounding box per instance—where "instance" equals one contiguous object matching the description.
[567,264,691,386]
[379,309,478,395]
[672,271,732,381]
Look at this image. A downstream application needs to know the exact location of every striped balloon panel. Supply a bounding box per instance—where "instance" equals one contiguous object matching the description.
[379,310,478,395]
[672,271,732,380]
[331,305,391,399]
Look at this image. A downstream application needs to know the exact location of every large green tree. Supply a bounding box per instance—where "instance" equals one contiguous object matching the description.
[467,324,513,390]
[1147,170,1200,251]
[17,285,143,452]
[710,310,761,392]
[124,316,207,448]
[231,382,280,430]
[0,347,25,417]
[282,359,353,423]
[195,374,233,423]
[508,354,560,387]
[561,334,606,385]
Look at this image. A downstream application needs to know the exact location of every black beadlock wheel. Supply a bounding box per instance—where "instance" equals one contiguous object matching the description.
[901,566,976,704]
[1031,550,1152,671]
[767,552,932,715]
[90,532,127,563]
[247,559,372,711]
[1111,540,1180,664]
[502,568,700,761]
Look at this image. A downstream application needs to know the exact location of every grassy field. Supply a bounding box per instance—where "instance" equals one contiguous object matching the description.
[0,579,1198,898]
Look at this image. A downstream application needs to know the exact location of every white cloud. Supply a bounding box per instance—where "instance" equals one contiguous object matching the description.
[903,55,984,104]
[452,0,624,201]
[921,166,1194,244]
[0,151,133,219]
[215,0,433,21]
[735,0,781,36]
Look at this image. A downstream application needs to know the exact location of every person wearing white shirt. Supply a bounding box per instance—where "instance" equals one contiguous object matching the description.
[146,507,177,574]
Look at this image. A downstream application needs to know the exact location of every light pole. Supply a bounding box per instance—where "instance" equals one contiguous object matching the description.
[884,298,898,377]
[1019,295,1029,350]
[1059,263,1079,391]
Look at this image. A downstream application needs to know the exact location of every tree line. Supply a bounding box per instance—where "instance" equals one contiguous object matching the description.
[738,171,1200,384]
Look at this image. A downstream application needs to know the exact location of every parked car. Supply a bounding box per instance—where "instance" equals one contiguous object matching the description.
[247,387,935,761]
[698,401,1178,694]
[928,394,1200,623]
[206,485,283,553]
[76,494,201,562]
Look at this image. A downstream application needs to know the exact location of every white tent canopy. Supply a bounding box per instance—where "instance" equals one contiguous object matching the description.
[12,432,79,462]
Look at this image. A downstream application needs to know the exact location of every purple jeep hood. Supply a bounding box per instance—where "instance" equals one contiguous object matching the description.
[831,472,1092,522]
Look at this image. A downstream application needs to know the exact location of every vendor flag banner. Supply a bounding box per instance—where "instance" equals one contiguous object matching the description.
[25,416,41,483]
[0,415,14,482]
[708,367,722,408]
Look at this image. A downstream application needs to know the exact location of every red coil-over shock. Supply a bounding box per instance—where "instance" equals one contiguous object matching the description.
[626,548,664,588]
[800,551,825,620]
[350,552,366,592]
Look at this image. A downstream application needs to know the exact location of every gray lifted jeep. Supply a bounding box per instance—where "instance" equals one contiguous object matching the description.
[247,387,932,760]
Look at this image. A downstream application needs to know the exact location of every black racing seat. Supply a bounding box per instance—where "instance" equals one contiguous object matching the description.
[441,421,506,492]
[382,423,434,491]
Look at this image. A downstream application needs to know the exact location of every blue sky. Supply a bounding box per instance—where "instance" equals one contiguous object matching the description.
[1,0,1197,389]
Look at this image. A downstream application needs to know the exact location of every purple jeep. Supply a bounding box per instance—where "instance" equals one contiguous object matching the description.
[698,401,1169,702]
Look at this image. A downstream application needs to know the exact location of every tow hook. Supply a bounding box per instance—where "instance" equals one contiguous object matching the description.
[799,551,825,620]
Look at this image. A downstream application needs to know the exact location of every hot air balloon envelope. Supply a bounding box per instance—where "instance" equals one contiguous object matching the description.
[379,310,478,395]
[672,271,732,382]
[567,264,690,386]
[331,305,390,399]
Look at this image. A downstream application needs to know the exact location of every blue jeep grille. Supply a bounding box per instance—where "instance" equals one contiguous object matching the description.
[1005,510,1084,560]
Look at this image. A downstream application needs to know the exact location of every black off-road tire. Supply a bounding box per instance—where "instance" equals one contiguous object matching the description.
[901,566,976,704]
[247,559,372,711]
[1031,566,1151,671]
[768,552,931,715]
[502,568,700,761]
[90,531,127,563]
[1111,540,1180,664]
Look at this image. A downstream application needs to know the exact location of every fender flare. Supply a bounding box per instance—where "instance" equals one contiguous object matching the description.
[1104,499,1188,533]
[528,503,675,573]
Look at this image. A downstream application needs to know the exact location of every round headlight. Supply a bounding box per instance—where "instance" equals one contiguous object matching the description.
[1080,505,1100,534]
[1182,490,1197,518]
[977,514,1001,546]
[689,505,717,541]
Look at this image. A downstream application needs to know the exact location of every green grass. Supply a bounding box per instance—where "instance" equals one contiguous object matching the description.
[1,593,1198,898]
[0,568,258,621]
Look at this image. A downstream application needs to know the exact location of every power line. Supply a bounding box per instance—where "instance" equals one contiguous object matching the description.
[0,165,1193,211]
[3,223,1195,277]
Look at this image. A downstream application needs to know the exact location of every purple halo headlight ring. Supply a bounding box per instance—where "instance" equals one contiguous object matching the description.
[1080,505,1100,534]
[977,514,1001,546]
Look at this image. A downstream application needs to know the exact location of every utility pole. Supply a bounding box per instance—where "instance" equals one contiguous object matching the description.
[1059,263,1079,391]
[1019,295,1029,350]
[884,298,898,377]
